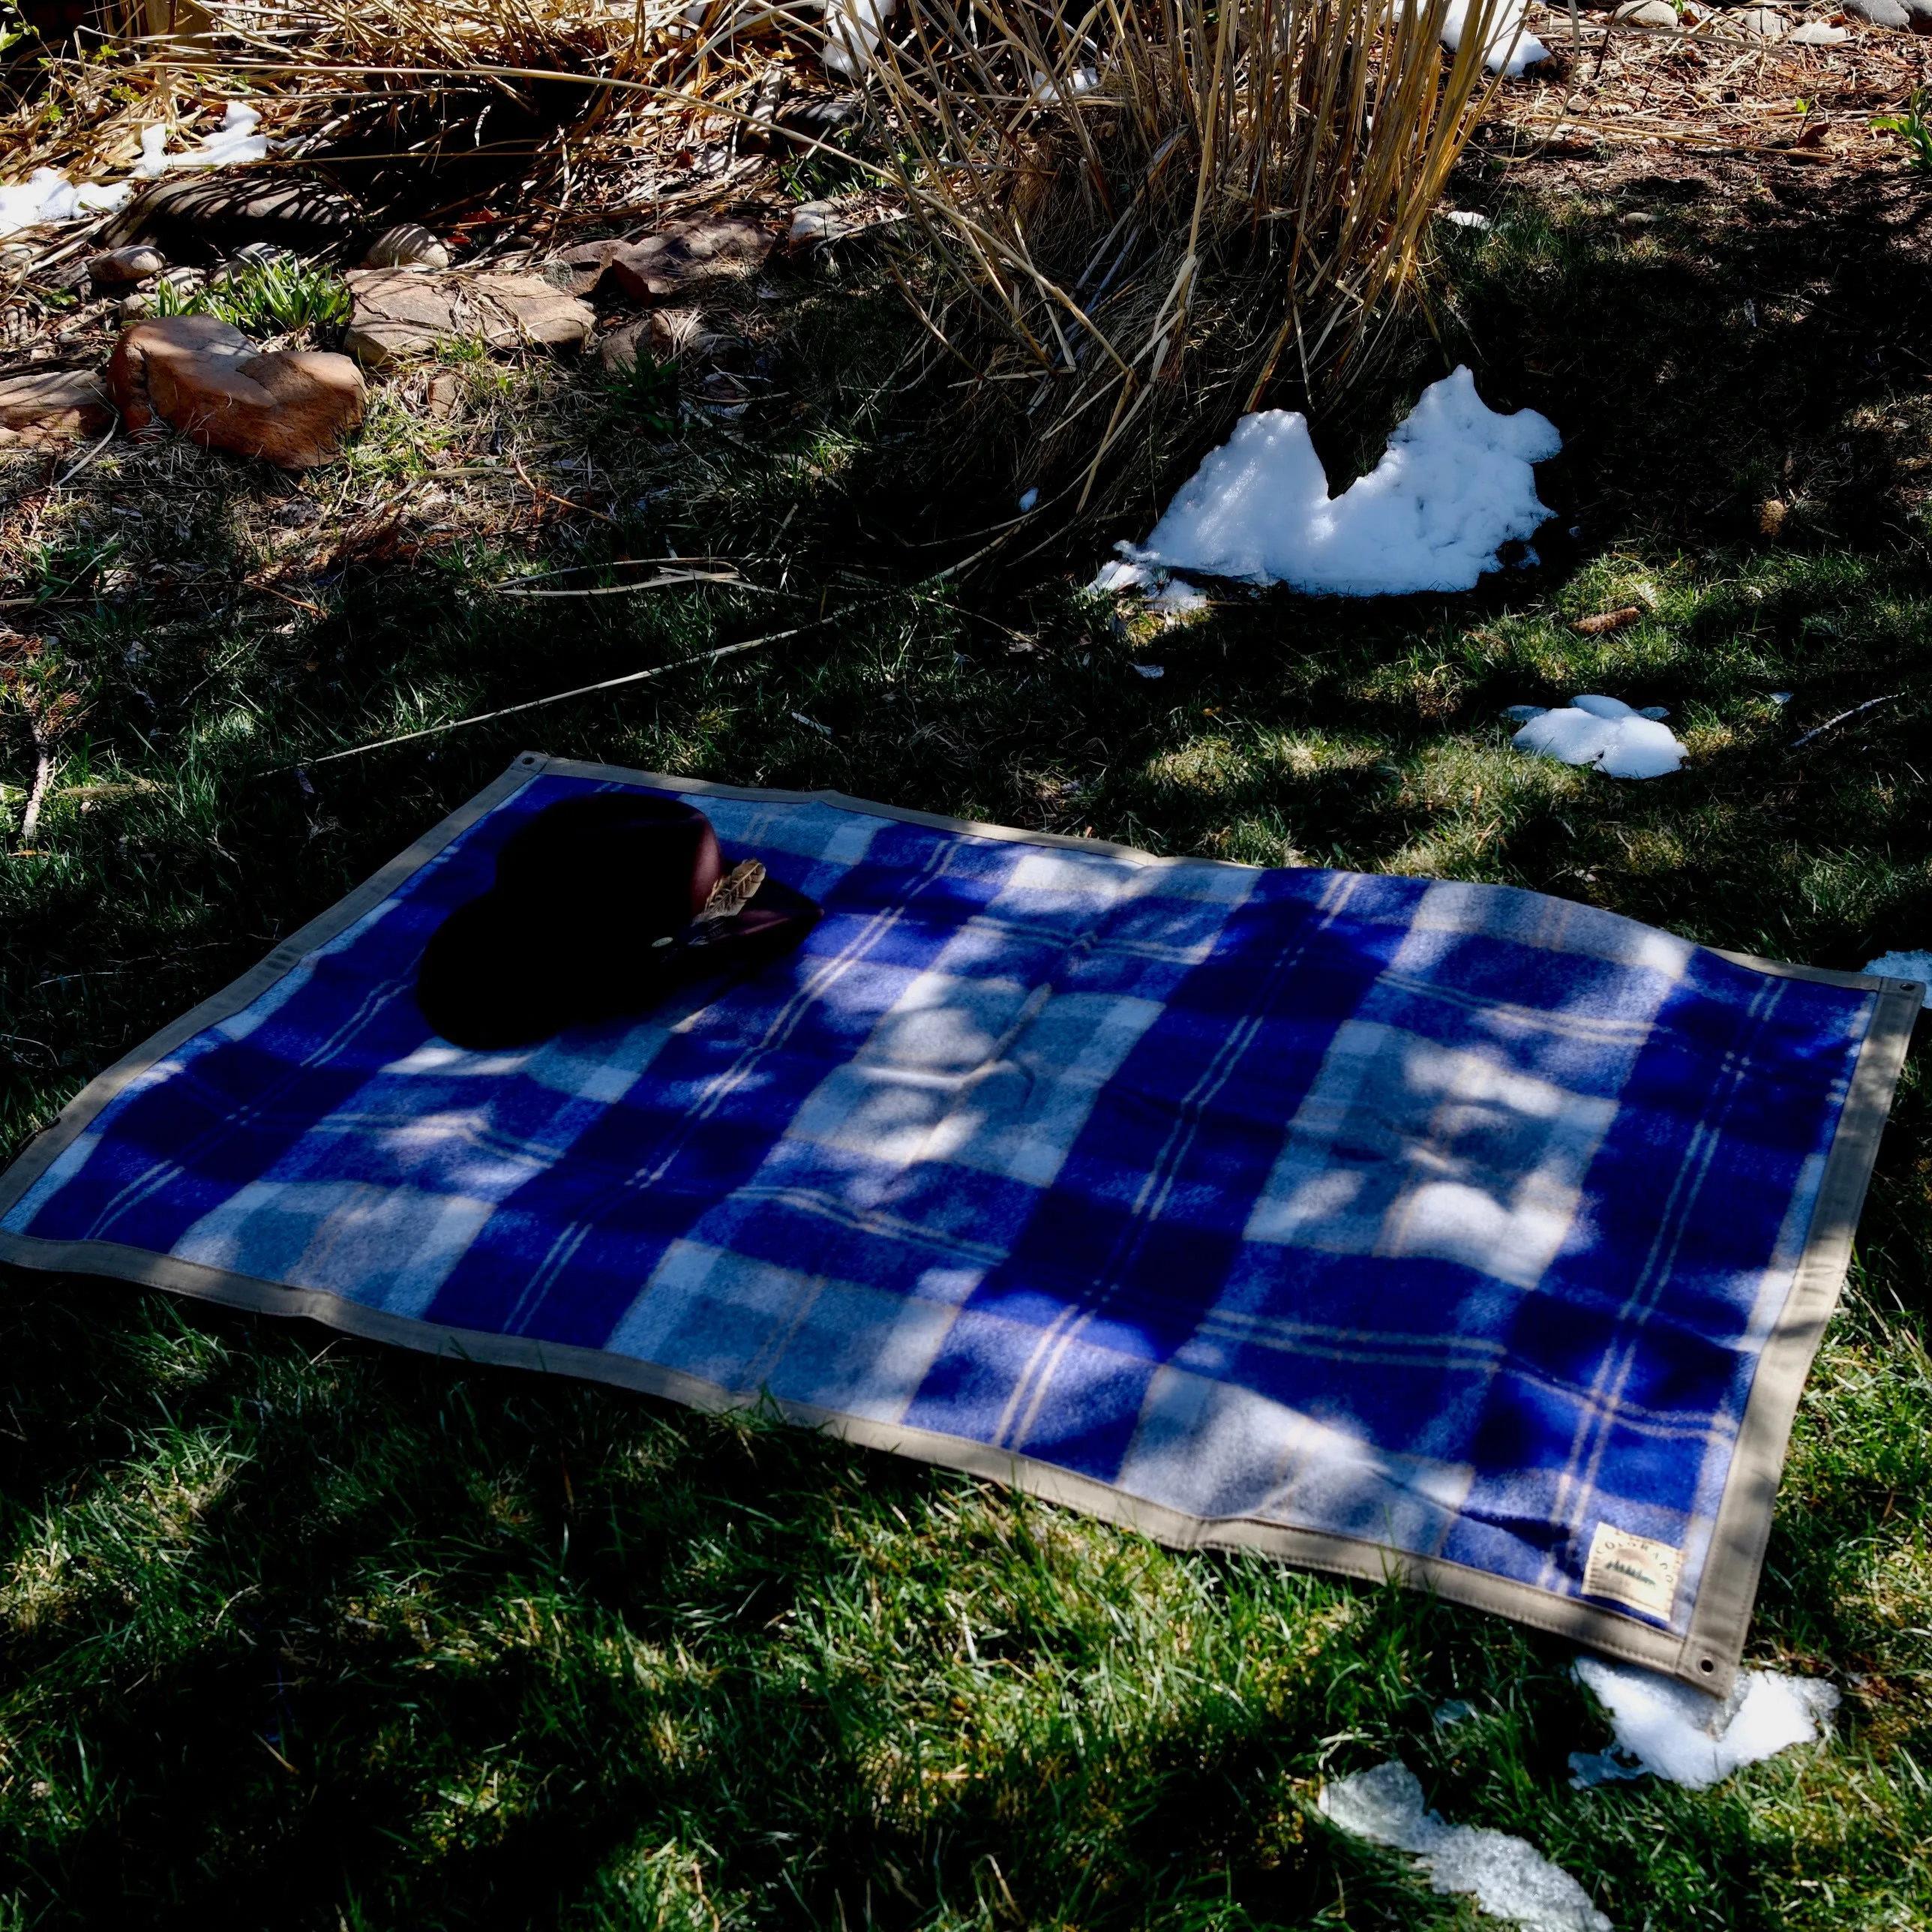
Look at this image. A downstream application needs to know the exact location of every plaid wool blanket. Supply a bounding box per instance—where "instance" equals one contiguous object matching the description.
[1,756,1918,1688]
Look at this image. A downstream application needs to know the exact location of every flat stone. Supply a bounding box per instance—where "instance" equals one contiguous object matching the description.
[1722,5,1787,34]
[100,176,359,260]
[550,240,622,298]
[556,217,776,303]
[423,368,463,420]
[1844,0,1907,20]
[598,308,721,374]
[1612,1,1682,23]
[608,218,772,300]
[107,314,366,470]
[86,244,166,287]
[341,268,595,366]
[362,222,450,270]
[0,368,114,446]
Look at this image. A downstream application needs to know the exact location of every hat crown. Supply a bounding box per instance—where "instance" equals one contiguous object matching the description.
[491,794,722,941]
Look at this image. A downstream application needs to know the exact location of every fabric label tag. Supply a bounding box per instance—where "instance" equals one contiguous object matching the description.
[1582,1523,1683,1620]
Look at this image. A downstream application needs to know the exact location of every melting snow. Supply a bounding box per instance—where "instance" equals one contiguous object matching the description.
[1510,695,1685,779]
[1147,577,1208,616]
[1863,951,1932,1006]
[1443,0,1551,73]
[1118,366,1559,597]
[1018,487,1040,513]
[1028,64,1100,103]
[824,0,895,75]
[1320,1761,1611,1932]
[1088,558,1151,595]
[1570,1657,1838,1791]
[2,104,268,240]
[134,102,268,178]
[0,169,133,239]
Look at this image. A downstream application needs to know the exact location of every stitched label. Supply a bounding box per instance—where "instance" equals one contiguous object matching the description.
[1582,1523,1682,1621]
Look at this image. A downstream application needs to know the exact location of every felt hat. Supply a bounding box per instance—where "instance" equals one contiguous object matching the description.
[416,792,819,1048]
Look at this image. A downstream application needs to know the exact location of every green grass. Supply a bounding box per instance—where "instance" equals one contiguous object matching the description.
[154,256,353,339]
[2,161,1930,1928]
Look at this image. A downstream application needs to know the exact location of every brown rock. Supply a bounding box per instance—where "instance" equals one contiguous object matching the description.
[87,244,167,287]
[604,218,773,301]
[341,268,596,367]
[0,368,115,446]
[556,218,776,304]
[551,240,622,298]
[362,222,450,271]
[423,368,464,421]
[598,308,722,374]
[107,314,365,470]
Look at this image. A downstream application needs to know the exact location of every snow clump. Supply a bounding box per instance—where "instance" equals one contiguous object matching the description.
[0,170,134,240]
[1510,696,1686,779]
[1862,951,1932,1007]
[1320,1760,1611,1931]
[1570,1656,1838,1791]
[2,104,268,242]
[1117,366,1560,597]
[1442,0,1551,72]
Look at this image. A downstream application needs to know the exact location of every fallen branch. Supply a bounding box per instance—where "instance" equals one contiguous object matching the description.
[16,728,58,848]
[490,569,778,598]
[294,610,848,769]
[1790,692,1906,749]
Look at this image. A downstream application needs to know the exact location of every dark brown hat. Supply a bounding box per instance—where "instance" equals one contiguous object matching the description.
[416,792,819,1048]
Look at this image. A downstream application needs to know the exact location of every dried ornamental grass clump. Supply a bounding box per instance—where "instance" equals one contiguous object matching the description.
[855,0,1519,518]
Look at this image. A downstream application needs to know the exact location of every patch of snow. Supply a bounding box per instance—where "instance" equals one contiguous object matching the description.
[1120,367,1558,597]
[1433,1700,1478,1729]
[0,168,134,239]
[1571,1657,1838,1791]
[1771,691,1793,705]
[1147,577,1208,616]
[133,103,268,179]
[823,0,896,76]
[1320,1761,1611,1932]
[1864,951,1932,1006]
[1510,694,1685,779]
[1018,487,1040,513]
[1088,558,1150,596]
[3,102,268,239]
[1444,209,1493,230]
[1132,663,1165,679]
[1786,19,1847,40]
[1442,0,1551,74]
[1028,64,1100,103]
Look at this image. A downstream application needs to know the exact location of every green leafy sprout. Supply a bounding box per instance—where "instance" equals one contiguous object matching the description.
[1872,90,1932,175]
[155,256,352,338]
[600,345,682,434]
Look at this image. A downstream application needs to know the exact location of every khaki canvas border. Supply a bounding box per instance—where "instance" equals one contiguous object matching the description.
[1,752,1921,1694]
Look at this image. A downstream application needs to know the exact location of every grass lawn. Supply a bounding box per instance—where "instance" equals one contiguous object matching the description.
[2,133,1930,1928]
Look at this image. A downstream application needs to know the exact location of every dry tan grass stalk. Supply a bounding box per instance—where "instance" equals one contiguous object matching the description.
[855,0,1517,510]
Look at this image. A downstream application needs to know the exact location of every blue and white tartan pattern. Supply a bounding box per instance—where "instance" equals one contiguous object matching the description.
[3,773,1874,1636]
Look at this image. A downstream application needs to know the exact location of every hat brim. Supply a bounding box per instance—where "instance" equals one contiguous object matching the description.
[416,875,820,1051]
